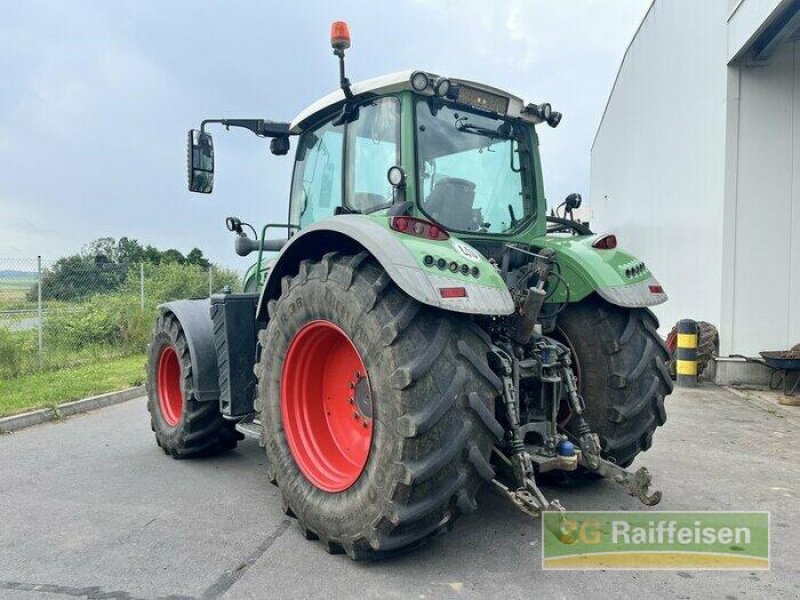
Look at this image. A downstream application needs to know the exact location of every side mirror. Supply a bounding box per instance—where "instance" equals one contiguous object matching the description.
[187,129,214,193]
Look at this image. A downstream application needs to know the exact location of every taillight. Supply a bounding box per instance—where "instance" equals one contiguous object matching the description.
[649,285,665,294]
[592,234,617,250]
[390,216,449,240]
[439,287,467,298]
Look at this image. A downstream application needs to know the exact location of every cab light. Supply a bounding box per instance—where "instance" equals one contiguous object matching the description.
[592,234,617,250]
[439,287,467,298]
[410,71,429,91]
[390,216,449,240]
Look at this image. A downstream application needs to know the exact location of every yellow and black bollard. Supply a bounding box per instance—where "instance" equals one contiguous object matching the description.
[675,319,698,387]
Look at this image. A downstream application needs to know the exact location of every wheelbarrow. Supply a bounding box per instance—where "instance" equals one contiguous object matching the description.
[730,348,800,397]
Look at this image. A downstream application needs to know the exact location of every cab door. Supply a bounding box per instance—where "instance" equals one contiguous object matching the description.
[288,96,401,228]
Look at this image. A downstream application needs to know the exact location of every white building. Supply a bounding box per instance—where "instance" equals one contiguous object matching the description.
[591,0,800,382]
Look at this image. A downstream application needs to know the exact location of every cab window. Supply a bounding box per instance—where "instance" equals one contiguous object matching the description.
[289,120,344,228]
[345,97,400,213]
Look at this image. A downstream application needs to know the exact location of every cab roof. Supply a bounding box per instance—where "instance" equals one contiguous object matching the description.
[289,70,538,133]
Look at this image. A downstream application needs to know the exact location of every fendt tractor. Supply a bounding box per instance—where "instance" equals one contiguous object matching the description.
[147,22,673,559]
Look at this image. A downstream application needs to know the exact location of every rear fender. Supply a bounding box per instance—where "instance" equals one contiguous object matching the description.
[157,299,219,402]
[538,235,667,308]
[255,215,514,321]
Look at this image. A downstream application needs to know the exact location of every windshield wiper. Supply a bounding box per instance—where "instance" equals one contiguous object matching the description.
[455,122,517,141]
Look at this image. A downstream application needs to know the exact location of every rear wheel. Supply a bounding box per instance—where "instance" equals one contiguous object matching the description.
[257,252,503,560]
[553,297,673,469]
[146,313,240,458]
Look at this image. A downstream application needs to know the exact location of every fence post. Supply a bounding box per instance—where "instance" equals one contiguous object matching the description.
[37,255,43,369]
[140,262,145,311]
[208,266,213,297]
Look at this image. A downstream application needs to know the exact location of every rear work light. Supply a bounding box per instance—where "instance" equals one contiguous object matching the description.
[592,234,617,250]
[439,287,467,298]
[390,216,449,241]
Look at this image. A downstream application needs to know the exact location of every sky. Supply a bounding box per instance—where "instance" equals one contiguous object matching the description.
[0,0,652,269]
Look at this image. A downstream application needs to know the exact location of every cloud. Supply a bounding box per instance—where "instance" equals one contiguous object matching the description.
[0,0,651,267]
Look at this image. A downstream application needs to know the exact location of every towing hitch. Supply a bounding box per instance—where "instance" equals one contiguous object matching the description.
[489,336,662,519]
[576,430,662,506]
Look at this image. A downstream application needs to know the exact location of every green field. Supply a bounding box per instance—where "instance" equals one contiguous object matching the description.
[0,277,37,310]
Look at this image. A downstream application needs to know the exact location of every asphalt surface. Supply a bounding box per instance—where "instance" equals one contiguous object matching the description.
[1,384,798,600]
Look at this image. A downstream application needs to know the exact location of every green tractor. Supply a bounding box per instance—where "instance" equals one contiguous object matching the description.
[147,22,672,559]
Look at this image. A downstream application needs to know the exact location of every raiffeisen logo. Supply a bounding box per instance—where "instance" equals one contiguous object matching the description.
[611,519,753,546]
[542,512,769,570]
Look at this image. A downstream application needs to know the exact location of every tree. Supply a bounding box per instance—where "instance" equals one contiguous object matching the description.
[31,254,126,301]
[84,237,118,262]
[186,248,210,268]
[160,249,186,264]
[117,237,146,264]
[29,237,227,302]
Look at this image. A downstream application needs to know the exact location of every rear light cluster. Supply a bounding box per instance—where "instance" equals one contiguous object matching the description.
[649,284,665,295]
[592,234,618,250]
[625,262,647,278]
[423,254,480,278]
[390,216,449,241]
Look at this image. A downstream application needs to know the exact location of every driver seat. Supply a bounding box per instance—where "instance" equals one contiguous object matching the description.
[424,177,477,230]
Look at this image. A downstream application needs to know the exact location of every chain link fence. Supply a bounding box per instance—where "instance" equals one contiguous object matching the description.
[0,257,240,379]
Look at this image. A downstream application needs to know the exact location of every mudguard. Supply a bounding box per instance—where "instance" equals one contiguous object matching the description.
[537,235,668,308]
[255,214,514,321]
[157,299,219,402]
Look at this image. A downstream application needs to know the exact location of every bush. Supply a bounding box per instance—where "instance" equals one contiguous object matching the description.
[43,294,150,352]
[4,262,242,381]
[31,255,128,302]
[0,328,36,379]
[133,262,241,307]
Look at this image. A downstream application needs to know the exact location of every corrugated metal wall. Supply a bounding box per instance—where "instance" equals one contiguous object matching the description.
[590,0,729,335]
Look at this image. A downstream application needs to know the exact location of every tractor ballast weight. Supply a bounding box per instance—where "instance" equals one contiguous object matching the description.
[147,22,673,560]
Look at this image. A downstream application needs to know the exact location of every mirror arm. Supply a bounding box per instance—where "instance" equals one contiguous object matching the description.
[201,119,291,138]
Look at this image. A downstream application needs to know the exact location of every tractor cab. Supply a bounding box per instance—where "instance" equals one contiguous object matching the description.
[187,22,564,262]
[286,70,558,242]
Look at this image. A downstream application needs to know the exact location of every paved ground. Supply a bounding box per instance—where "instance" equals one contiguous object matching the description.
[1,384,799,600]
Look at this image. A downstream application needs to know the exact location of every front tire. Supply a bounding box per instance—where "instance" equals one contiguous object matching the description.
[554,297,673,467]
[257,252,503,560]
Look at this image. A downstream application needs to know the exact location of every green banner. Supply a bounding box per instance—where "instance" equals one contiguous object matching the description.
[542,511,769,570]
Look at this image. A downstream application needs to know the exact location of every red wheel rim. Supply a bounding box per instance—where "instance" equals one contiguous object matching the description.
[666,330,678,353]
[281,320,373,492]
[157,346,183,427]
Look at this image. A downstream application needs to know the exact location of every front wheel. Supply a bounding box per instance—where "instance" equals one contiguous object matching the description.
[257,252,503,560]
[553,297,673,468]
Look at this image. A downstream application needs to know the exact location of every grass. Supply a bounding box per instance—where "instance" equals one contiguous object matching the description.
[0,354,146,418]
